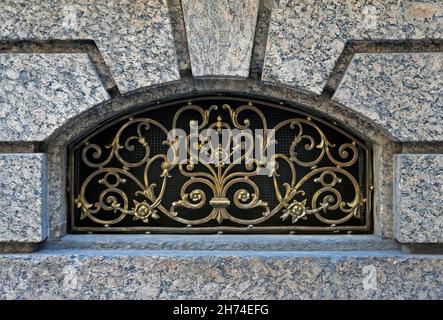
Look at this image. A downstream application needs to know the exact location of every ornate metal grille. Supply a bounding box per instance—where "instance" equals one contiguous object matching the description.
[68,95,372,233]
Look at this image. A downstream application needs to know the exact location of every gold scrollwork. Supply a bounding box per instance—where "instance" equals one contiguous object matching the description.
[73,99,368,231]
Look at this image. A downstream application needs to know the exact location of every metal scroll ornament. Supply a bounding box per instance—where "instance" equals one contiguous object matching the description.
[71,97,371,233]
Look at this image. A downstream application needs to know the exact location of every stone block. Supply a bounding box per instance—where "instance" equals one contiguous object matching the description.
[394,154,443,243]
[182,0,259,78]
[0,53,109,141]
[332,53,443,142]
[0,250,441,299]
[0,154,47,243]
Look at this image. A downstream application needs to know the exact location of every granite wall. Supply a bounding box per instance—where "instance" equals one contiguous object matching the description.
[0,0,441,299]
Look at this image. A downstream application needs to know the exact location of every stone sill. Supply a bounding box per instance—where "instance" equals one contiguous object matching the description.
[4,249,442,258]
[43,234,401,252]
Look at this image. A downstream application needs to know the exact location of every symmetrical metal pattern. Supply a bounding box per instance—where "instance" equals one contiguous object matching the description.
[69,96,372,233]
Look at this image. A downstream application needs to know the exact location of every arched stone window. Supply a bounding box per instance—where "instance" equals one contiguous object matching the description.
[68,94,371,233]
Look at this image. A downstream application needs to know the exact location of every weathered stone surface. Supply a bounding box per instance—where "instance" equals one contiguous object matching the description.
[0,0,180,92]
[0,53,109,141]
[372,142,401,238]
[182,0,259,78]
[250,0,275,72]
[0,250,441,299]
[263,0,443,94]
[43,234,400,252]
[332,53,443,142]
[168,0,190,71]
[394,154,443,243]
[0,154,46,242]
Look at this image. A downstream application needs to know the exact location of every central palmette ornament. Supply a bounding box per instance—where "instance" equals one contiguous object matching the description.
[72,97,370,233]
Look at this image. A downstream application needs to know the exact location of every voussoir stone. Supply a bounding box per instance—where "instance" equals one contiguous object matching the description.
[332,53,443,142]
[0,0,180,92]
[394,154,443,243]
[0,154,47,243]
[262,0,443,94]
[182,0,259,78]
[0,53,109,141]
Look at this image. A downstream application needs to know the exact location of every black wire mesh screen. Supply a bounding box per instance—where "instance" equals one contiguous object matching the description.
[69,95,372,233]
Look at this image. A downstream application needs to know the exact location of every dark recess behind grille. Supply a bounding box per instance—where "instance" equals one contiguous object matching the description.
[68,94,372,234]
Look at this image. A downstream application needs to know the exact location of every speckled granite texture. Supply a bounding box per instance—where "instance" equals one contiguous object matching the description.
[0,53,109,141]
[182,0,259,78]
[0,154,46,242]
[0,0,180,92]
[332,53,443,142]
[262,0,443,94]
[394,154,443,243]
[0,251,441,299]
[0,0,442,301]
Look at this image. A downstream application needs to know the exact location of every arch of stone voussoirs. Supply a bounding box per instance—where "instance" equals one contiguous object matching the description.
[44,76,393,239]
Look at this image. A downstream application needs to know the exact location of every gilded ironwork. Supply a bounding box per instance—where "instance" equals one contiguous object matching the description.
[69,96,371,233]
